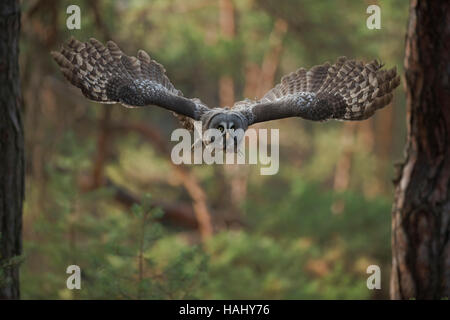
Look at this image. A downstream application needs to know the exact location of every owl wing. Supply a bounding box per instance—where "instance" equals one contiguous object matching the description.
[232,57,400,125]
[51,37,209,129]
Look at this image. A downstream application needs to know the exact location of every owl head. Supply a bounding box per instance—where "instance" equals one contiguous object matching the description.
[201,109,248,152]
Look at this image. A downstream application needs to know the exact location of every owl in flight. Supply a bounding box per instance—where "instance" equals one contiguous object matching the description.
[52,38,400,150]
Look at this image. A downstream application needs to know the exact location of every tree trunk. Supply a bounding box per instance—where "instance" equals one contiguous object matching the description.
[391,0,450,300]
[0,0,24,300]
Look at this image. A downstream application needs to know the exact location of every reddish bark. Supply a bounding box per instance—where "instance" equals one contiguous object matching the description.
[391,0,450,299]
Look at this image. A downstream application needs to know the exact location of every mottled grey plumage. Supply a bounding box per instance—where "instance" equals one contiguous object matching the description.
[51,37,207,130]
[52,38,400,148]
[233,57,400,124]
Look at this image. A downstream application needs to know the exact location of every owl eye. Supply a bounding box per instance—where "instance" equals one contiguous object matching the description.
[218,125,225,132]
[229,124,235,130]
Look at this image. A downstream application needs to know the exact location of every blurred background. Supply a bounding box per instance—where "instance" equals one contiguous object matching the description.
[20,0,408,299]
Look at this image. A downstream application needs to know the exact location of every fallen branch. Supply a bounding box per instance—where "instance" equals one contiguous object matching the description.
[77,172,199,230]
[110,121,214,240]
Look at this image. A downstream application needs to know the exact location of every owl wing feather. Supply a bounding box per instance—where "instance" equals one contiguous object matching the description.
[51,37,209,129]
[233,57,400,125]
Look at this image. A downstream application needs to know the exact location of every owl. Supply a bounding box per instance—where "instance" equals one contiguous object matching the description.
[52,38,400,150]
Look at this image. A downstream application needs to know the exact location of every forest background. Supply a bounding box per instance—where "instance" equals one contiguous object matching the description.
[17,0,408,299]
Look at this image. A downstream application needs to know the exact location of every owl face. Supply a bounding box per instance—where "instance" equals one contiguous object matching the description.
[202,110,248,152]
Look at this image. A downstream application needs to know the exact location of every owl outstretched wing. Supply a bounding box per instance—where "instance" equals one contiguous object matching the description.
[232,57,400,125]
[51,37,209,129]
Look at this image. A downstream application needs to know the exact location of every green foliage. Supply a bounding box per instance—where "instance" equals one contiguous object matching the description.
[247,178,390,258]
[191,177,391,299]
[21,131,391,299]
[21,134,207,299]
[195,231,370,299]
[80,194,207,299]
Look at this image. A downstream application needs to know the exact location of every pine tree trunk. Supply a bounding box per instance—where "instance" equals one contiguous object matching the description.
[0,0,24,300]
[390,0,450,300]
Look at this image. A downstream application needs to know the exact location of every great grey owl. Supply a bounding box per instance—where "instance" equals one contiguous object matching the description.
[52,38,400,150]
